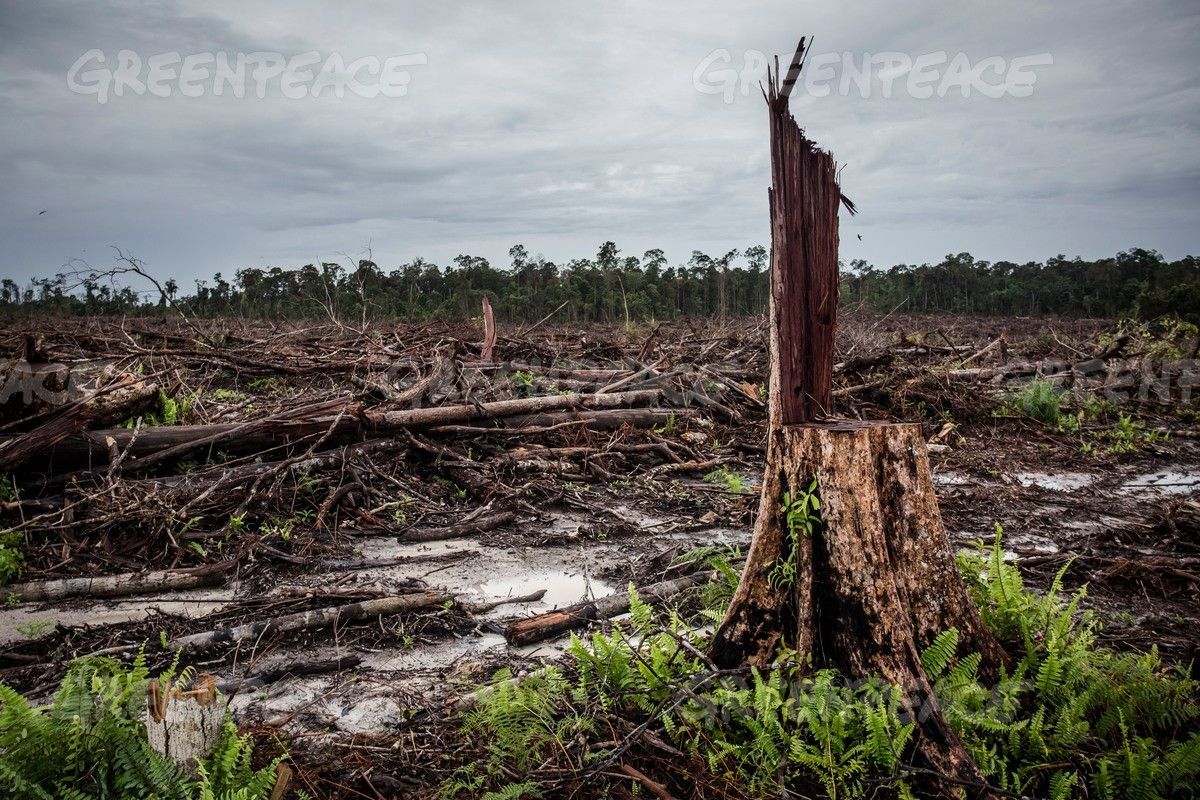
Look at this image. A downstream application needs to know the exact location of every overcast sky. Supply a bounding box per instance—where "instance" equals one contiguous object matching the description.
[1,0,1197,289]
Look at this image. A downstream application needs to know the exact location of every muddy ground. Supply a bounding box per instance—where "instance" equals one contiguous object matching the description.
[0,312,1196,797]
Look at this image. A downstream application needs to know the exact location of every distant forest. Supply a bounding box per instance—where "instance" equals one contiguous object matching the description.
[3,244,1197,323]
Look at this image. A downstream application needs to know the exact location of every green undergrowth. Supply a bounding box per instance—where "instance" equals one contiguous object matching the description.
[703,465,751,494]
[0,653,292,800]
[1000,379,1168,456]
[0,529,24,586]
[448,530,1199,799]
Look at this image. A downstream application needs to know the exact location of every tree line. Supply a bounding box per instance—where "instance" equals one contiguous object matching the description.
[3,244,1197,323]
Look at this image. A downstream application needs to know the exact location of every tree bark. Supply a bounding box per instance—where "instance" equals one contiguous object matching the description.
[6,561,231,603]
[710,421,1005,798]
[9,390,662,467]
[710,38,1001,798]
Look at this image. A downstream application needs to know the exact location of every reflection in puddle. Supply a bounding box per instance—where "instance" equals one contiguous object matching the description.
[1121,471,1200,495]
[1015,472,1097,491]
[475,569,614,610]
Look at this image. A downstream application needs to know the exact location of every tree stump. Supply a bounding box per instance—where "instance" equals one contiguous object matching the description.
[144,675,225,774]
[710,421,1007,797]
[713,39,1006,797]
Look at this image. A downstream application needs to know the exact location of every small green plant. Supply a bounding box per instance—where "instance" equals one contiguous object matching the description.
[14,619,54,638]
[680,544,743,623]
[508,370,535,397]
[704,465,750,494]
[1082,394,1117,420]
[1005,378,1063,425]
[259,519,293,542]
[653,412,677,435]
[0,474,18,503]
[0,529,24,586]
[130,390,196,427]
[246,376,284,392]
[155,390,193,425]
[210,387,246,402]
[1081,412,1165,457]
[295,473,323,495]
[770,480,820,590]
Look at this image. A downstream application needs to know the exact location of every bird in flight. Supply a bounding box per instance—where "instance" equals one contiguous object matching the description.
[856,234,862,241]
[38,210,47,215]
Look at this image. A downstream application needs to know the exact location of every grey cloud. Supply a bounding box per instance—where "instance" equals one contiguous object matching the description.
[0,0,1197,287]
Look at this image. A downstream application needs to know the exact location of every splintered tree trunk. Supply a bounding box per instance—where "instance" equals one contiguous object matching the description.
[710,39,1004,799]
[709,423,1006,796]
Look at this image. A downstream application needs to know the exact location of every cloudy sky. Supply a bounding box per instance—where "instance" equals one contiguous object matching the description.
[0,0,1197,289]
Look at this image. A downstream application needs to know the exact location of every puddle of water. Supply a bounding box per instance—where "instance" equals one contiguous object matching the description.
[1014,472,1097,491]
[934,471,971,487]
[474,569,612,611]
[1120,471,1200,495]
[1003,532,1061,554]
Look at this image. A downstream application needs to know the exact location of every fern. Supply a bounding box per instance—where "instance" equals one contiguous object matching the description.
[920,628,960,678]
[449,524,1199,800]
[0,653,285,800]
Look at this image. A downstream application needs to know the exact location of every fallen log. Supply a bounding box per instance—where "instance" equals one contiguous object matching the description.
[460,588,547,615]
[168,591,452,652]
[5,561,233,603]
[364,389,659,429]
[217,655,363,694]
[401,510,516,542]
[504,571,715,646]
[14,390,663,467]
[321,550,477,571]
[431,407,688,436]
[0,377,158,471]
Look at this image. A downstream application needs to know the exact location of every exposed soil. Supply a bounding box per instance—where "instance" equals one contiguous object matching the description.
[0,312,1195,797]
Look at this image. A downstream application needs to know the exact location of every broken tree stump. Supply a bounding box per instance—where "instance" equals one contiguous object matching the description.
[145,674,225,774]
[709,422,1006,796]
[709,39,1005,799]
[709,424,1010,797]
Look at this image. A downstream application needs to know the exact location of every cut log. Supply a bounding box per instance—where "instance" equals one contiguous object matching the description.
[710,421,1005,798]
[0,377,158,471]
[10,389,663,467]
[5,561,232,603]
[364,389,659,429]
[505,571,715,647]
[401,510,516,542]
[168,591,451,652]
[428,407,687,435]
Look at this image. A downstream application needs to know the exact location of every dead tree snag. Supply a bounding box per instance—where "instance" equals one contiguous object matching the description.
[708,39,1005,798]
